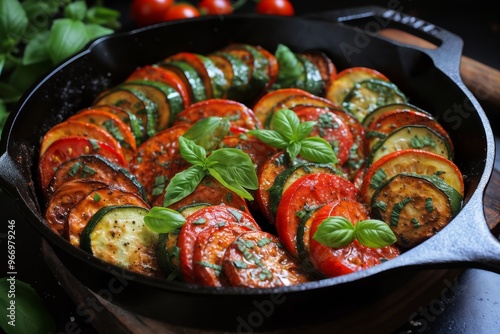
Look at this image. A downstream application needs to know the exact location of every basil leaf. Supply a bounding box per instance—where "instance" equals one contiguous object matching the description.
[144,207,186,233]
[0,278,55,334]
[47,19,89,64]
[8,61,52,94]
[313,216,355,248]
[355,219,397,248]
[207,148,258,190]
[286,141,301,162]
[64,0,87,21]
[182,116,230,151]
[0,0,28,40]
[275,44,302,85]
[296,120,316,140]
[163,165,205,207]
[179,136,206,166]
[85,23,113,41]
[299,137,338,164]
[22,31,50,65]
[271,108,299,141]
[247,129,288,149]
[208,167,254,200]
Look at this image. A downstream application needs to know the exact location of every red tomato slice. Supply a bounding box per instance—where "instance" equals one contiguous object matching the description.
[275,173,359,259]
[309,199,400,277]
[173,99,261,130]
[178,205,260,283]
[294,106,354,165]
[128,124,189,203]
[192,224,252,287]
[222,231,310,288]
[38,136,127,191]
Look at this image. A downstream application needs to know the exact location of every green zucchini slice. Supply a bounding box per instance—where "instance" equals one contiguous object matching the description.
[369,125,453,165]
[81,205,160,277]
[370,172,463,249]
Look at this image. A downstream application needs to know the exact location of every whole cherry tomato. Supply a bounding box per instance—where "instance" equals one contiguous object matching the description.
[198,0,233,15]
[163,3,201,20]
[130,0,175,27]
[256,0,294,16]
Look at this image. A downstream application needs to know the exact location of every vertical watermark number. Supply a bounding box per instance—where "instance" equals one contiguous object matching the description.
[6,220,17,327]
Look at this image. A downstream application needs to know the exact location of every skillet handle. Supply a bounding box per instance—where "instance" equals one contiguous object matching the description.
[304,5,463,80]
[0,151,28,199]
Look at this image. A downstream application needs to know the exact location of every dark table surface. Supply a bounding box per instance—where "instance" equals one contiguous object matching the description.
[1,1,499,333]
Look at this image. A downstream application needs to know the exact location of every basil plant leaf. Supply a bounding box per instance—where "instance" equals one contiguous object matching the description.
[247,129,288,149]
[355,219,397,248]
[0,0,28,40]
[144,207,186,233]
[163,165,205,207]
[208,167,253,200]
[47,19,89,64]
[22,31,50,65]
[296,121,316,140]
[286,141,301,162]
[313,216,355,248]
[299,137,338,164]
[271,108,300,141]
[207,148,258,191]
[0,278,55,334]
[179,136,206,166]
[182,116,230,152]
[64,0,87,21]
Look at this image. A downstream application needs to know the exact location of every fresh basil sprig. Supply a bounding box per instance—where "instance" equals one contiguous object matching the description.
[182,116,230,151]
[163,136,258,207]
[144,207,186,233]
[248,108,338,164]
[313,216,397,248]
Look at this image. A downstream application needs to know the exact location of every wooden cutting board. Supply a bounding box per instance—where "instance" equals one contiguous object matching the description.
[41,169,500,334]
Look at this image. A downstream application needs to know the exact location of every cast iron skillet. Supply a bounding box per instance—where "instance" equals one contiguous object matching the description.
[0,6,499,331]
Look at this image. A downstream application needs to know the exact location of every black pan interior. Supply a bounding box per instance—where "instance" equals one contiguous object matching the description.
[2,14,492,331]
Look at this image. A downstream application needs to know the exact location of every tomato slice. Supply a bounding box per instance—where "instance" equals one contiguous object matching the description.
[192,224,253,287]
[360,149,464,205]
[68,108,137,161]
[178,205,260,283]
[293,106,354,165]
[309,199,400,277]
[39,120,125,159]
[173,99,261,130]
[128,124,189,203]
[38,136,127,191]
[222,231,310,288]
[275,172,359,259]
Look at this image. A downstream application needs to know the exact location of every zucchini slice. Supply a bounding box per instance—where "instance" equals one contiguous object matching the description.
[370,173,463,248]
[342,79,408,122]
[123,80,184,130]
[80,205,160,277]
[369,125,453,165]
[159,60,207,103]
[296,54,325,96]
[362,102,432,128]
[208,51,250,101]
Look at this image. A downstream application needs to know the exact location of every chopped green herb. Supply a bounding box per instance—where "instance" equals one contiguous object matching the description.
[373,200,387,211]
[257,238,272,247]
[259,269,272,281]
[233,260,247,269]
[152,175,166,196]
[93,193,101,202]
[193,218,207,225]
[390,197,412,226]
[425,198,434,212]
[103,120,124,142]
[228,208,243,223]
[82,165,96,176]
[217,221,228,227]
[366,130,387,139]
[88,138,100,151]
[411,135,436,149]
[226,192,233,203]
[68,162,83,177]
[411,218,421,227]
[370,168,387,189]
[196,261,222,275]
